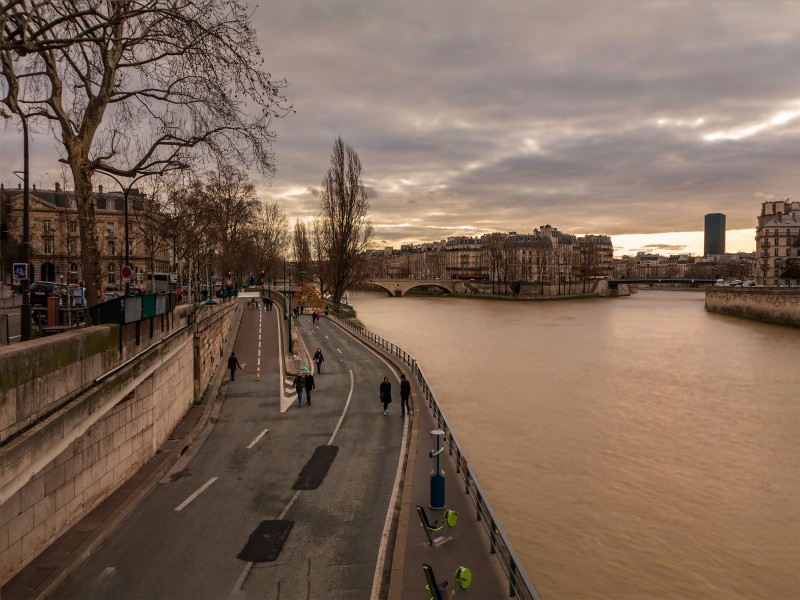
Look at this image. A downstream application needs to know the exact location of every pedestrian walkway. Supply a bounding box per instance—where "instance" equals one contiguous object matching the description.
[2,297,522,600]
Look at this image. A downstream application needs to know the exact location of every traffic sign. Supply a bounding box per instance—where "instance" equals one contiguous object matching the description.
[13,263,28,280]
[121,265,133,283]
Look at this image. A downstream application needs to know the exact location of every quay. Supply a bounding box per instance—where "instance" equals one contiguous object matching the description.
[1,294,538,599]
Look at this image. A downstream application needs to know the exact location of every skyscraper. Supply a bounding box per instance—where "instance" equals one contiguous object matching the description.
[704,213,726,256]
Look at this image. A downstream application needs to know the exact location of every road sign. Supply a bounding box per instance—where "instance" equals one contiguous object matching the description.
[13,263,28,280]
[121,265,133,283]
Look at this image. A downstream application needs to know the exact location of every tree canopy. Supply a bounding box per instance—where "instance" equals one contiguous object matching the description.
[1,0,291,305]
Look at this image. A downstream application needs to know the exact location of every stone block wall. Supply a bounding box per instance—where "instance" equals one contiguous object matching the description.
[705,288,800,327]
[0,300,237,585]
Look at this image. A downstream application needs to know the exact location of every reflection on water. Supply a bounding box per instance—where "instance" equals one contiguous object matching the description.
[349,290,800,600]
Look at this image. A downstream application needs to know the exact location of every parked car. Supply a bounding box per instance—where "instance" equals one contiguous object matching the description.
[29,281,69,306]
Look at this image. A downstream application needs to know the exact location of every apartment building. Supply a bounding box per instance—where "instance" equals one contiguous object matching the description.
[755,199,800,286]
[1,183,170,287]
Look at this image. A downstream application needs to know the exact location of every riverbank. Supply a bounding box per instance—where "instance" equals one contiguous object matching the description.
[705,287,800,327]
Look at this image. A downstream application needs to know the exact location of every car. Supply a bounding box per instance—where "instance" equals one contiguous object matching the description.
[29,281,69,306]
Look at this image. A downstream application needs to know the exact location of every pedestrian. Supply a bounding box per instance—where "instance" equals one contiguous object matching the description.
[379,376,392,415]
[228,351,242,382]
[311,311,317,325]
[262,296,267,308]
[304,372,315,406]
[313,347,325,374]
[267,297,273,311]
[293,372,305,406]
[400,373,411,416]
[324,306,329,316]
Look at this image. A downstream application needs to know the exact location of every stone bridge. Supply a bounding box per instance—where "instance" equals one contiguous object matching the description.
[365,278,457,297]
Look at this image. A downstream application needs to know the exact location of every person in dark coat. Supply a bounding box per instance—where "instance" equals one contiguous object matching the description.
[304,372,315,406]
[228,352,242,381]
[313,347,325,374]
[379,376,392,415]
[293,372,305,406]
[400,373,411,416]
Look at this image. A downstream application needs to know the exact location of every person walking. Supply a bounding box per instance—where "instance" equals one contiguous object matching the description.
[304,372,315,406]
[400,373,411,416]
[293,372,305,406]
[313,348,325,374]
[379,376,392,415]
[228,351,242,382]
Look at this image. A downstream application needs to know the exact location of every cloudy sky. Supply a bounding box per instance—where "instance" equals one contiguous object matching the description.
[4,0,799,256]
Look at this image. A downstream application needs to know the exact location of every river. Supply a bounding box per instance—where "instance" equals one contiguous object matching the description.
[347,289,800,600]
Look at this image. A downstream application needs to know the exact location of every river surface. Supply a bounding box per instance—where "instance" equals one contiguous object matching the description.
[347,289,800,600]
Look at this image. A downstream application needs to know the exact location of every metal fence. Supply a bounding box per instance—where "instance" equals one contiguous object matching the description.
[330,312,541,600]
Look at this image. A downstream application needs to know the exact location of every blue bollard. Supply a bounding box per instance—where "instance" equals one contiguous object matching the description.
[429,429,446,509]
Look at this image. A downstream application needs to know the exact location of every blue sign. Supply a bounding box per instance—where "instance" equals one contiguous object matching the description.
[13,263,28,280]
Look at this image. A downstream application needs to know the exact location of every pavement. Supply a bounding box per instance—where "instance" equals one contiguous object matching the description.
[2,297,512,600]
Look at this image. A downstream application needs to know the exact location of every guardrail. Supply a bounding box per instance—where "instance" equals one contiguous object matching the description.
[329,311,540,600]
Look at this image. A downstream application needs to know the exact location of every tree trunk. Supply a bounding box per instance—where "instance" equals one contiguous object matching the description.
[72,163,102,307]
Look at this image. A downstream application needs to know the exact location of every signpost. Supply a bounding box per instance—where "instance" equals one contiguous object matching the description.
[13,263,28,280]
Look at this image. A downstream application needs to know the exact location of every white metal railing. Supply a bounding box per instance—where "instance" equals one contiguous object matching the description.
[329,311,541,600]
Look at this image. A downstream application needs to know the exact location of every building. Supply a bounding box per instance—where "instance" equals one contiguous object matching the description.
[1,182,170,288]
[755,199,800,286]
[704,213,726,256]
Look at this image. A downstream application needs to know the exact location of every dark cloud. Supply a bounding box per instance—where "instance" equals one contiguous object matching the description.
[3,0,798,255]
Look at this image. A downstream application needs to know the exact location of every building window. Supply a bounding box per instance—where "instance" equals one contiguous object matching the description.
[107,263,116,284]
[43,219,51,232]
[43,238,53,254]
[107,240,115,256]
[107,221,115,234]
[68,220,77,233]
[69,240,77,254]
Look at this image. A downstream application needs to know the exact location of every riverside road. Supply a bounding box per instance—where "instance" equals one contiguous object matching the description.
[4,294,512,600]
[49,300,405,599]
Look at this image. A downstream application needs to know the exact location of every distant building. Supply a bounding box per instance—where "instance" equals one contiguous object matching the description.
[755,199,800,286]
[704,213,726,256]
[0,182,170,288]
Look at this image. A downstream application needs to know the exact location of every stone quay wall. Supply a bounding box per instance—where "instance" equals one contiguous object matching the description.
[705,288,800,327]
[0,300,238,585]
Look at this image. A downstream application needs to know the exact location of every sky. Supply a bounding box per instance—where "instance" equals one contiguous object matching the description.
[3,0,799,256]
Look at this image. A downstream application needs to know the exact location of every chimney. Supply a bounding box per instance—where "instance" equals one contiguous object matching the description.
[98,184,103,194]
[55,181,61,192]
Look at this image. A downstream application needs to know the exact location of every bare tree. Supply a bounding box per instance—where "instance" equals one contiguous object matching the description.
[1,0,290,305]
[316,137,373,309]
[292,219,313,280]
[251,199,289,287]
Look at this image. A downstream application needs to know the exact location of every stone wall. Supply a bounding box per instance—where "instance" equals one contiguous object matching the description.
[705,288,800,327]
[0,300,238,584]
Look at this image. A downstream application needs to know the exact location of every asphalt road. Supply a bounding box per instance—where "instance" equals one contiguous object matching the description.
[51,304,406,600]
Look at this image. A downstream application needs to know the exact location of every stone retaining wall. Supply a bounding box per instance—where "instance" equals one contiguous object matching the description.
[705,288,800,327]
[0,300,237,584]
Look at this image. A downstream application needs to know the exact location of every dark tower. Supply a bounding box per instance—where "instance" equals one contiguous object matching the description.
[704,213,726,256]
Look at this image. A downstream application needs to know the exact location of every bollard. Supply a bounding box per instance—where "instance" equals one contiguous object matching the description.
[429,429,446,509]
[256,368,260,381]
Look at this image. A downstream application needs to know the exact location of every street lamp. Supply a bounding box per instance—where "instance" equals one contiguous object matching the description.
[7,109,32,341]
[96,171,151,296]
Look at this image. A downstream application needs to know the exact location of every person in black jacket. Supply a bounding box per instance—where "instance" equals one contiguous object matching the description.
[304,372,315,406]
[400,373,411,416]
[228,352,242,381]
[313,348,324,374]
[379,376,392,415]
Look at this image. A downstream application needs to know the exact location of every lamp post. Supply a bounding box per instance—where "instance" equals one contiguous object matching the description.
[97,171,150,296]
[7,109,32,341]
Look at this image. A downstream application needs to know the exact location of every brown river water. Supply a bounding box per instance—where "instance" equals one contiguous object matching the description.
[347,289,800,600]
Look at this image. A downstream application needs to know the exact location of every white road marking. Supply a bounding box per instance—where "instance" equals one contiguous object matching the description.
[174,477,218,511]
[247,429,269,449]
[94,566,116,586]
[337,348,342,354]
[327,370,354,446]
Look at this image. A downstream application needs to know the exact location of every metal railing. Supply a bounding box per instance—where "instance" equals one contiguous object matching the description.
[330,311,541,600]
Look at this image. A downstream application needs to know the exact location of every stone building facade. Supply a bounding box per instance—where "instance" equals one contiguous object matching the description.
[755,199,800,287]
[1,183,170,288]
